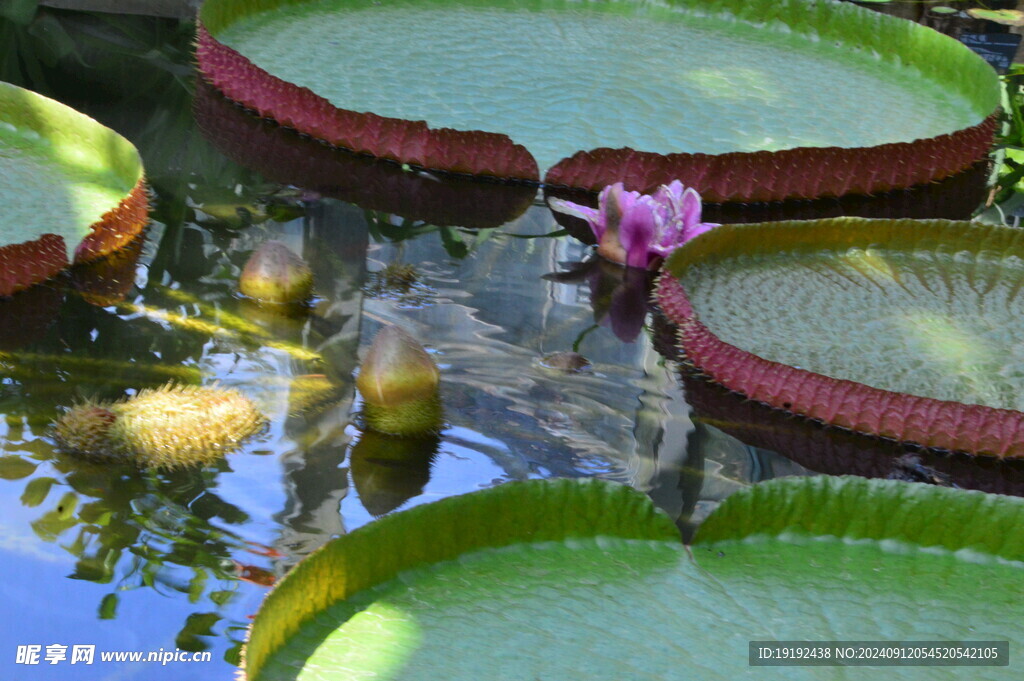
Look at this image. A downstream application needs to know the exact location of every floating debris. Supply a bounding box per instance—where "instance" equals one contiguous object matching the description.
[539,351,592,373]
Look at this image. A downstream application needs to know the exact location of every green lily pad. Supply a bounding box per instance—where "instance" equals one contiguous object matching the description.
[657,217,1024,458]
[244,476,1024,680]
[0,81,148,296]
[967,9,1024,26]
[198,0,999,198]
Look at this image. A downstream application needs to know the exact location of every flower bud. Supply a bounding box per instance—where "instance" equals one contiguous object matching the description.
[239,241,313,305]
[356,325,442,435]
[53,404,121,461]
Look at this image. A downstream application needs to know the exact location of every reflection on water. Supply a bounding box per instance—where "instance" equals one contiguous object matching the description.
[0,7,1004,680]
[0,179,764,676]
[0,154,794,678]
[343,201,739,539]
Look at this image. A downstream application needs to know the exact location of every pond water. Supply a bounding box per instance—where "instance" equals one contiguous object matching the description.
[1,7,1022,681]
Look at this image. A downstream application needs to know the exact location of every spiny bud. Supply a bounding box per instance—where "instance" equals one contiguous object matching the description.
[53,404,123,462]
[53,384,265,469]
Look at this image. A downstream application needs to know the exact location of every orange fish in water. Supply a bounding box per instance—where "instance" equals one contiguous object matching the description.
[242,540,284,559]
[233,561,276,587]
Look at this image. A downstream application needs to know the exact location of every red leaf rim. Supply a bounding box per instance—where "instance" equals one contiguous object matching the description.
[655,272,1024,459]
[192,80,535,229]
[0,234,69,300]
[546,112,999,201]
[73,179,149,264]
[195,25,539,183]
[197,19,996,201]
[0,178,148,298]
[679,372,1024,496]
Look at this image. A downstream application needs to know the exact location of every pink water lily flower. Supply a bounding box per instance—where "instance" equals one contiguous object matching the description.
[549,181,719,269]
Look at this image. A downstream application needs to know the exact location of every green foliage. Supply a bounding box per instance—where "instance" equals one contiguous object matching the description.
[991,64,1024,208]
[365,211,502,260]
[0,2,193,97]
[245,479,677,679]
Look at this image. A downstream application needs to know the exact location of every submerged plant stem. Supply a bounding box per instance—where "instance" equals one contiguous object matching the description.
[0,352,202,383]
[116,302,322,363]
[154,286,268,337]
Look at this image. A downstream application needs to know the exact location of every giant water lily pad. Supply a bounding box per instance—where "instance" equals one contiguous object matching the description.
[193,81,535,229]
[658,217,1024,458]
[680,374,1024,497]
[243,476,1024,680]
[0,81,148,297]
[197,0,999,200]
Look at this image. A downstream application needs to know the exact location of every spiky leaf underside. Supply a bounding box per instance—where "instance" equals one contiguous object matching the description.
[242,477,1024,681]
[0,82,148,296]
[197,0,998,198]
[658,217,1024,458]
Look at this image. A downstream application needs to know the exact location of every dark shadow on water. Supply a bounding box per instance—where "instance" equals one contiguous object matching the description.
[545,160,991,247]
[193,80,538,230]
[681,373,1024,497]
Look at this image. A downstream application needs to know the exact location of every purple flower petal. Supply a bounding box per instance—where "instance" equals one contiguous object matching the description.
[653,180,685,211]
[617,198,658,268]
[680,187,703,231]
[547,197,603,240]
[553,179,719,268]
[547,197,600,224]
[684,221,718,242]
[605,183,642,226]
[651,219,683,257]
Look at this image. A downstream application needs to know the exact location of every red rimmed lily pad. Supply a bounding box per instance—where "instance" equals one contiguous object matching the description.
[193,81,535,229]
[679,372,1024,497]
[0,81,148,297]
[657,217,1024,458]
[197,0,999,199]
[544,159,990,246]
[195,21,537,182]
